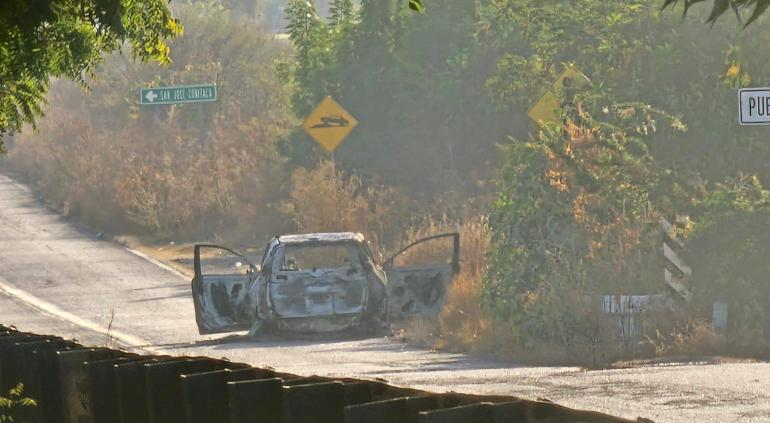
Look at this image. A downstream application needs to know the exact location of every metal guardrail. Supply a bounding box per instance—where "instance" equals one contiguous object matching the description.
[0,325,648,423]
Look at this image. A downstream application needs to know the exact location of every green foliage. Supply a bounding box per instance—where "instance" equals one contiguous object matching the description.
[284,0,329,117]
[683,175,770,346]
[177,0,286,30]
[0,383,36,423]
[330,0,356,25]
[485,99,684,348]
[483,0,770,351]
[283,0,511,196]
[411,0,770,27]
[481,0,660,110]
[0,0,181,151]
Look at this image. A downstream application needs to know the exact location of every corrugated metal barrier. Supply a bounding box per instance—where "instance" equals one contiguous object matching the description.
[0,325,650,423]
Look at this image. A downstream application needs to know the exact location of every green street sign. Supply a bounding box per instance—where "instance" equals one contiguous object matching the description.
[139,84,217,105]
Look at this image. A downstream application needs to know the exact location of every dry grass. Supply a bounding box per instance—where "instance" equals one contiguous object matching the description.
[672,322,724,356]
[396,216,500,354]
[9,87,290,242]
[433,217,496,353]
[647,318,725,357]
[281,160,409,258]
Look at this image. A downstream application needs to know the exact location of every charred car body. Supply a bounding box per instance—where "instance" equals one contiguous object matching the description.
[191,232,459,335]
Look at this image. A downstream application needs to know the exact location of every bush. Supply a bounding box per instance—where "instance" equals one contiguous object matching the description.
[280,159,410,257]
[484,102,682,354]
[395,216,498,354]
[682,175,770,353]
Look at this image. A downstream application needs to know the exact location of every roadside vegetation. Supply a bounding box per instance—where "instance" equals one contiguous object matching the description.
[0,384,36,423]
[6,0,770,364]
[9,4,293,239]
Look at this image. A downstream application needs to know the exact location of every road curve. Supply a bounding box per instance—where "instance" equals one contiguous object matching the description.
[0,171,769,422]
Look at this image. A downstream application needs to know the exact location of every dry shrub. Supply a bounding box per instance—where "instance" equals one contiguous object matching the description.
[281,160,409,257]
[433,270,496,353]
[394,215,462,267]
[10,81,289,241]
[434,217,496,353]
[397,215,499,354]
[673,321,723,356]
[647,318,724,357]
[8,92,131,230]
[7,7,294,243]
[641,304,770,360]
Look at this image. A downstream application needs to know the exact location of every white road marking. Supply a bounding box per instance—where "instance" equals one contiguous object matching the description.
[126,247,190,279]
[0,275,162,354]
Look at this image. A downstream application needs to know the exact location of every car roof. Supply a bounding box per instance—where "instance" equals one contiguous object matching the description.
[276,232,365,244]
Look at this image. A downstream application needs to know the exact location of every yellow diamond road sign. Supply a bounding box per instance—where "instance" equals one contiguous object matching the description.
[302,96,358,152]
[527,91,562,126]
[528,67,590,126]
[554,68,590,91]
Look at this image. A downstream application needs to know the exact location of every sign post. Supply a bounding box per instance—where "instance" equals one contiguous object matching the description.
[139,84,217,106]
[302,96,359,153]
[739,87,770,125]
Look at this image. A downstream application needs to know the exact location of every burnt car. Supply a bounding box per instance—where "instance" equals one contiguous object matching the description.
[191,232,459,335]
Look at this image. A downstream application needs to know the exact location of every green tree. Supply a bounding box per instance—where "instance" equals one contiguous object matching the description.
[485,102,684,349]
[283,0,512,197]
[411,0,770,26]
[479,0,691,350]
[330,0,355,26]
[683,175,770,346]
[0,0,181,152]
[284,0,328,116]
[481,0,770,352]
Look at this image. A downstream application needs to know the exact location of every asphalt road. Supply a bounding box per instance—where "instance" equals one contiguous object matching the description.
[1,171,769,422]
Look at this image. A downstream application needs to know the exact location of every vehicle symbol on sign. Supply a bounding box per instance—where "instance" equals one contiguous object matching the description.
[302,96,358,152]
[310,115,350,128]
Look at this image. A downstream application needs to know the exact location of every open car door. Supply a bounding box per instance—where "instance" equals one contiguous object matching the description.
[191,244,257,335]
[384,233,460,319]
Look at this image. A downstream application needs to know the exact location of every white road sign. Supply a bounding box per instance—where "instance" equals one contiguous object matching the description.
[739,87,770,125]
